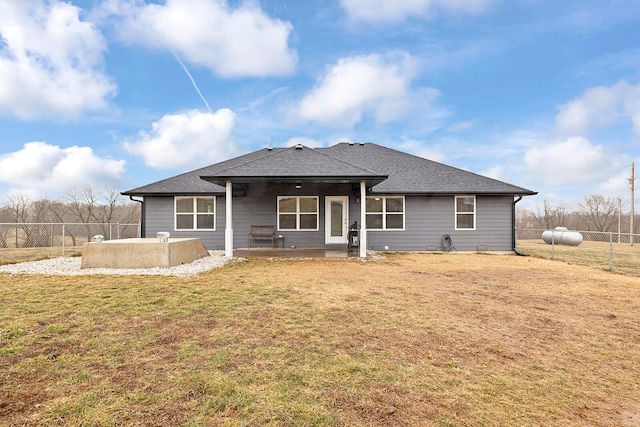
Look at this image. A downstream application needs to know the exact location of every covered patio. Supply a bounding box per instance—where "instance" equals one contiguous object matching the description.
[233,248,359,258]
[199,144,388,258]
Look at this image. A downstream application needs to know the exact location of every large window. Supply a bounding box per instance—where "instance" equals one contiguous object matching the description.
[175,197,215,230]
[455,195,476,230]
[278,196,318,231]
[366,196,404,230]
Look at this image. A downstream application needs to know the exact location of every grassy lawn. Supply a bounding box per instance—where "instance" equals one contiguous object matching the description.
[517,239,640,276]
[2,253,640,426]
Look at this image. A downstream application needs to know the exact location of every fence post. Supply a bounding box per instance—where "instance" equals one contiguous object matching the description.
[551,232,555,260]
[62,223,65,257]
[609,232,614,271]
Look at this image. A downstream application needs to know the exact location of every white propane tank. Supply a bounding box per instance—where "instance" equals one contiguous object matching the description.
[541,227,583,246]
[157,232,170,243]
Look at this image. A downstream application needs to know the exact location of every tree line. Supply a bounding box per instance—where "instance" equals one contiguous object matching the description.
[517,194,636,234]
[0,186,140,248]
[0,185,140,225]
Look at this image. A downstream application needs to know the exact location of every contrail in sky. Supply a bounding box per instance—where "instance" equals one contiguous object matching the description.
[173,53,213,113]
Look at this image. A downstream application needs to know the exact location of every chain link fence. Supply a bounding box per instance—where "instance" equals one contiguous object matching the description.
[516,228,640,276]
[0,223,139,265]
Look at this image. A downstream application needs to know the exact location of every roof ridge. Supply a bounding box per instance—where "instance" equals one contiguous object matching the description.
[313,145,382,175]
[209,147,284,176]
[208,144,382,177]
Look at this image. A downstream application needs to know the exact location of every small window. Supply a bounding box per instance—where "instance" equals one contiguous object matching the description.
[278,196,318,231]
[175,197,215,230]
[366,196,405,230]
[455,195,475,230]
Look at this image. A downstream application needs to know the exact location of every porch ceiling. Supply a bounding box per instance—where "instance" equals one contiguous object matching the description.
[200,175,388,187]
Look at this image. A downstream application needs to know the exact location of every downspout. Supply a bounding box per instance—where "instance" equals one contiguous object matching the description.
[512,195,523,256]
[129,196,144,238]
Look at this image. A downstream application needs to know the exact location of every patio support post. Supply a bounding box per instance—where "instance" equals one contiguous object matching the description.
[360,180,367,258]
[225,180,233,257]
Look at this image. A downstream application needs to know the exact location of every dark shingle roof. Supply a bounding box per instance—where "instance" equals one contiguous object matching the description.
[121,148,276,195]
[325,143,536,195]
[122,142,536,196]
[201,144,385,185]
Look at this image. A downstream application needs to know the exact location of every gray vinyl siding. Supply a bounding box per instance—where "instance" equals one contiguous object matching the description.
[365,195,514,251]
[143,196,226,249]
[143,191,515,251]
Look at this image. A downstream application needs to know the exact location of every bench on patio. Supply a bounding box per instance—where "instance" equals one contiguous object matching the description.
[248,225,281,248]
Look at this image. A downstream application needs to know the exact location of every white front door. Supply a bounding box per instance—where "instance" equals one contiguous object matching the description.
[325,196,349,244]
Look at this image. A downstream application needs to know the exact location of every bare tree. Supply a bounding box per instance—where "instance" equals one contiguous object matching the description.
[5,193,30,223]
[5,193,32,247]
[578,194,620,232]
[0,205,11,248]
[530,199,570,229]
[26,198,56,247]
[113,198,141,238]
[93,187,122,238]
[64,185,101,241]
[65,186,98,222]
[0,187,141,248]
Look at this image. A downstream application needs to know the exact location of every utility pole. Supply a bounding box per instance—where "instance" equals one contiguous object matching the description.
[631,163,635,246]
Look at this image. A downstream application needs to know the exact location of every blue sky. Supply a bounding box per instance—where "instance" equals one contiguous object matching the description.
[1,0,639,212]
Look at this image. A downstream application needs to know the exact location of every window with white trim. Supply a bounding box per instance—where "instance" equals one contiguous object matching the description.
[455,195,476,230]
[366,196,405,230]
[278,196,318,231]
[175,197,216,230]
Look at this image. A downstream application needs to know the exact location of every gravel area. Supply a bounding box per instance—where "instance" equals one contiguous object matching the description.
[0,251,233,277]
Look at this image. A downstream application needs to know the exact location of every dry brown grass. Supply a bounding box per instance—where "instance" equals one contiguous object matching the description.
[2,253,640,426]
[518,239,640,276]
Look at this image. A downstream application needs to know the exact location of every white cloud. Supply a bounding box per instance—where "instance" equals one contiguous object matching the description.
[0,0,116,120]
[123,109,237,169]
[293,52,440,128]
[524,136,616,186]
[482,164,505,181]
[555,80,640,135]
[445,120,475,132]
[111,0,296,78]
[341,0,492,22]
[594,170,635,199]
[0,142,126,194]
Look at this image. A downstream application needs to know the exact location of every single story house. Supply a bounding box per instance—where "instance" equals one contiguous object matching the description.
[122,142,536,257]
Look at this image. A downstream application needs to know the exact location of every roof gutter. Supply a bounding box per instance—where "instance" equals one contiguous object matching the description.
[512,195,523,256]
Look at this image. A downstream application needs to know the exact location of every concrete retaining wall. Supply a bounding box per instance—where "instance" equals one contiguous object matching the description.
[81,238,209,269]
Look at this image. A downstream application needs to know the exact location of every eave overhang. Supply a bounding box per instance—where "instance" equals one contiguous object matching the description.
[200,175,389,188]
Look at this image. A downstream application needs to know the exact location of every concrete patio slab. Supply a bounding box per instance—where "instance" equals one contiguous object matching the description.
[233,248,357,258]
